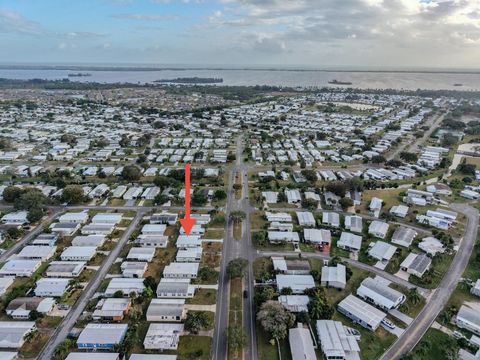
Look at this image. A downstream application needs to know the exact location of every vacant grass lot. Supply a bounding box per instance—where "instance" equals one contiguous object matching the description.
[256,326,292,360]
[186,289,217,305]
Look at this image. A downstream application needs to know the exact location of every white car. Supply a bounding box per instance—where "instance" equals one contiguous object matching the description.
[381,319,396,330]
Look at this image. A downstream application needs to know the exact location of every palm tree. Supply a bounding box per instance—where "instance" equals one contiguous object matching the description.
[408,287,421,305]
[230,210,246,223]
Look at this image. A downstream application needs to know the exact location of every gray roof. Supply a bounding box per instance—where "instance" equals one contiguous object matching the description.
[357,277,404,304]
[337,295,386,329]
[289,324,316,360]
[77,323,128,345]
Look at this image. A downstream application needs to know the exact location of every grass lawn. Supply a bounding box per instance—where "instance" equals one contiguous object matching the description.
[37,316,63,329]
[256,326,292,360]
[191,311,215,331]
[186,289,217,305]
[253,257,274,280]
[326,267,371,306]
[108,198,125,206]
[204,228,225,239]
[251,211,267,230]
[233,221,242,241]
[333,311,396,360]
[394,286,427,318]
[209,213,226,227]
[89,253,107,266]
[201,242,222,268]
[77,268,95,283]
[19,331,50,358]
[144,246,177,282]
[407,329,459,359]
[108,261,122,274]
[360,188,403,216]
[329,237,351,258]
[60,288,82,305]
[176,335,212,360]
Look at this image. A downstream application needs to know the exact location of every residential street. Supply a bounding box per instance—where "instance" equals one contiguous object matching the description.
[37,208,147,360]
[380,203,478,360]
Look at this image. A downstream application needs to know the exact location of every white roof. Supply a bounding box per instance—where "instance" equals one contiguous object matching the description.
[368,241,397,261]
[321,264,346,285]
[289,325,316,360]
[58,211,89,222]
[61,246,96,259]
[338,295,386,329]
[91,213,123,224]
[77,323,128,345]
[357,277,405,309]
[316,320,360,359]
[338,232,362,251]
[276,274,315,293]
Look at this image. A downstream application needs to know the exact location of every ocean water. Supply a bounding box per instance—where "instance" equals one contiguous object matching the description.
[0,68,479,90]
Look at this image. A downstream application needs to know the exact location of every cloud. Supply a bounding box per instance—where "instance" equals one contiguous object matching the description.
[111,13,178,21]
[213,0,480,52]
[0,9,45,35]
[63,31,105,38]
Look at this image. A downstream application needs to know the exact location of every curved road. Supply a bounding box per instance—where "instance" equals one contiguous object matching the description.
[380,203,478,360]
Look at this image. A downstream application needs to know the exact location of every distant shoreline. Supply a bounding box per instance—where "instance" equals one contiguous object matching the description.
[1,64,480,75]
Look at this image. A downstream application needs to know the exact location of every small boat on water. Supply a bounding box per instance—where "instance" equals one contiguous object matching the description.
[453,83,463,87]
[328,79,353,85]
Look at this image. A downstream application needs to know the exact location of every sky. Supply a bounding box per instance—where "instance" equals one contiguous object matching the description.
[0,0,479,69]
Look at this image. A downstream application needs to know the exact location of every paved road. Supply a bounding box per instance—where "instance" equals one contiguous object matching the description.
[212,138,239,360]
[387,110,446,161]
[380,203,478,360]
[239,150,259,360]
[38,208,147,360]
[0,209,63,262]
[212,135,259,360]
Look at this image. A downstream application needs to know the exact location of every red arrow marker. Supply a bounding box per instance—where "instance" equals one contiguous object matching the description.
[179,163,196,235]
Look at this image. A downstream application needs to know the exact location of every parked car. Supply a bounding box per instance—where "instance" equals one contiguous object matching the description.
[381,319,396,330]
[243,290,248,298]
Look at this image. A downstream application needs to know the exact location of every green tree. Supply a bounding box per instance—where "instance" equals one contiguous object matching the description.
[27,207,44,223]
[153,194,169,205]
[254,286,275,306]
[53,339,75,360]
[191,191,208,206]
[142,287,154,299]
[257,301,295,340]
[60,185,86,204]
[2,186,23,203]
[230,210,246,223]
[213,189,227,201]
[339,197,353,210]
[185,311,212,334]
[121,165,142,181]
[226,258,249,279]
[408,288,421,305]
[400,152,418,163]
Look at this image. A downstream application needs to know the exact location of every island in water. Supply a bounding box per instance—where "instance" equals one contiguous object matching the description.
[154,77,223,84]
[328,79,353,85]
